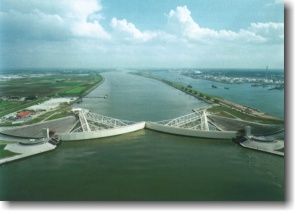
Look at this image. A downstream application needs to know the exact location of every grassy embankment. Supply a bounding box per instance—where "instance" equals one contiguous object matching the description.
[0,103,73,127]
[0,98,48,117]
[18,104,73,126]
[57,74,103,96]
[130,72,284,125]
[0,144,19,159]
[0,73,104,126]
[0,74,103,118]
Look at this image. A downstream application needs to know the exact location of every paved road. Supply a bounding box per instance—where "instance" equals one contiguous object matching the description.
[208,115,284,135]
[0,116,77,138]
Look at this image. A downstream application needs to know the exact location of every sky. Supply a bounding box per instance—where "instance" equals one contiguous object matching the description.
[0,0,284,70]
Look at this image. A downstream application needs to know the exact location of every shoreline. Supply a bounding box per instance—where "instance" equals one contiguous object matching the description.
[81,76,105,97]
[130,72,284,124]
[0,75,105,127]
[0,73,105,118]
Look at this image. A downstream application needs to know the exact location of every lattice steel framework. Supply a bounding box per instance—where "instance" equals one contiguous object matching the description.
[71,108,215,133]
[200,110,209,131]
[156,110,213,131]
[78,109,91,132]
[72,109,136,133]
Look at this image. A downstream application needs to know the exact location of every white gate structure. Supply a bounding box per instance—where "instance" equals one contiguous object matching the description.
[155,110,213,131]
[72,108,137,133]
[58,108,237,141]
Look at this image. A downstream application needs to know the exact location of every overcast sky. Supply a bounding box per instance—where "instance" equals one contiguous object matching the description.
[0,0,284,70]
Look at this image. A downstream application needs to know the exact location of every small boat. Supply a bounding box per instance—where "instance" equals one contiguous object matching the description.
[212,85,217,88]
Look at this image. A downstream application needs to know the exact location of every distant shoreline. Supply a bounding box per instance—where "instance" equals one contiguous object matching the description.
[130,71,284,125]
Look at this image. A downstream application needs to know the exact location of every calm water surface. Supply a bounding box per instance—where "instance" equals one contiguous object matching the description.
[80,71,207,121]
[151,70,284,119]
[0,71,284,201]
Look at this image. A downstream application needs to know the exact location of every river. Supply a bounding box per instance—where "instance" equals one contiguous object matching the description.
[0,70,284,201]
[150,69,284,119]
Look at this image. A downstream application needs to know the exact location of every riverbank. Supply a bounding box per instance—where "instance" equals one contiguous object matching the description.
[81,76,105,97]
[0,75,105,127]
[0,70,284,201]
[0,72,104,118]
[130,72,284,125]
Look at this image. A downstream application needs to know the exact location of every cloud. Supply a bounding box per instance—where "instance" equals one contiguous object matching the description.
[248,22,284,42]
[167,5,216,39]
[0,9,70,41]
[266,0,284,7]
[0,0,110,41]
[167,6,271,44]
[110,18,157,42]
[274,0,284,4]
[72,21,110,39]
[0,2,284,69]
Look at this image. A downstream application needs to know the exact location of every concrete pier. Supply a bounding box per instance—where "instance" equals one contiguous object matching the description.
[0,141,57,165]
[240,139,284,156]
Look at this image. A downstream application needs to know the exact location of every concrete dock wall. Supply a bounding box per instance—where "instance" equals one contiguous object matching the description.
[240,139,284,156]
[0,142,56,165]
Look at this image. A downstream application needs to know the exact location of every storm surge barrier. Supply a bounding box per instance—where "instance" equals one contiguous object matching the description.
[58,108,145,141]
[146,109,237,140]
[155,110,210,131]
[75,109,136,132]
[57,108,237,141]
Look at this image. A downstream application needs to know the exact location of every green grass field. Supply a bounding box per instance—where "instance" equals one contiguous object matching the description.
[0,73,103,117]
[0,144,19,159]
[207,105,284,124]
[0,98,48,117]
[0,100,21,111]
[63,86,86,95]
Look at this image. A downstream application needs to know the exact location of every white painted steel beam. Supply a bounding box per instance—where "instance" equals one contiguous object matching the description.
[85,112,130,128]
[74,108,211,133]
[78,109,91,132]
[73,109,137,133]
[165,113,200,127]
[159,111,210,131]
[200,110,209,131]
